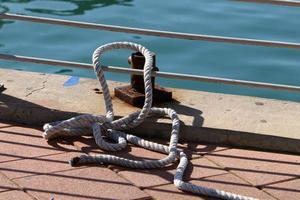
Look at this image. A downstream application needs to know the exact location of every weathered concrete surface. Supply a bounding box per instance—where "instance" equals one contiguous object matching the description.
[1,68,300,154]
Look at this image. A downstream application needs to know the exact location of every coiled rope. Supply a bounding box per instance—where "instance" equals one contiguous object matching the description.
[43,42,257,200]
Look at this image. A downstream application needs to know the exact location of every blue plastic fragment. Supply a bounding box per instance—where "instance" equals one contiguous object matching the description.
[63,76,80,87]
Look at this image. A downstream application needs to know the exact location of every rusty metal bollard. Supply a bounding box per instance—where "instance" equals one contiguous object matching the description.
[114,52,172,107]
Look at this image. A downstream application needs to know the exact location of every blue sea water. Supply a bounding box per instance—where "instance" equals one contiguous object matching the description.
[1,0,300,101]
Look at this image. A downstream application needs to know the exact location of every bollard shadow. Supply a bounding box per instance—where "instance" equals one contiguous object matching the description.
[154,99,219,154]
[0,93,79,126]
[0,93,85,152]
[156,99,204,128]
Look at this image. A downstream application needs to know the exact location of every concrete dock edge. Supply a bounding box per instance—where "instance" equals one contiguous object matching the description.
[1,68,300,154]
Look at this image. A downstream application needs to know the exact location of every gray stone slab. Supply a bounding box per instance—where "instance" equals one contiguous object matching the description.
[1,68,300,154]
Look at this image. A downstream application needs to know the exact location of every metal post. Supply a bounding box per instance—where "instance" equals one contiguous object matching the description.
[114,52,172,107]
[129,52,158,93]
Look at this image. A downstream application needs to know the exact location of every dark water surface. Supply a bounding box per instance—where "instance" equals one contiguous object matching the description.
[1,0,300,101]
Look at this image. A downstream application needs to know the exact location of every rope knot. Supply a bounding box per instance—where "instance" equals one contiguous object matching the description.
[42,42,256,200]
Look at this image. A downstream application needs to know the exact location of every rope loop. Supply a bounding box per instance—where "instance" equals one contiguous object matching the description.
[43,42,257,200]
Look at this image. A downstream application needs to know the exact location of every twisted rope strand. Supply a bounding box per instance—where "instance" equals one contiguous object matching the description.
[43,41,257,200]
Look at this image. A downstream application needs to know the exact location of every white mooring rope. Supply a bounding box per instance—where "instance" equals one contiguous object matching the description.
[43,42,257,200]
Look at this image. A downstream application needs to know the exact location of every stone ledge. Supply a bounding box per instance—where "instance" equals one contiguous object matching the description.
[1,68,300,154]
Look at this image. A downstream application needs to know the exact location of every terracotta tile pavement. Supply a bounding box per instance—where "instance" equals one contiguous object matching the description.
[144,183,214,200]
[144,173,276,200]
[0,190,33,200]
[1,122,300,200]
[117,157,227,188]
[0,152,83,179]
[189,173,276,200]
[262,178,300,200]
[15,167,150,200]
[0,124,77,163]
[205,148,300,186]
[0,172,18,193]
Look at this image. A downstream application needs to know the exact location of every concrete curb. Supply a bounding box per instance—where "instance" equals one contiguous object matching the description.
[1,69,300,154]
